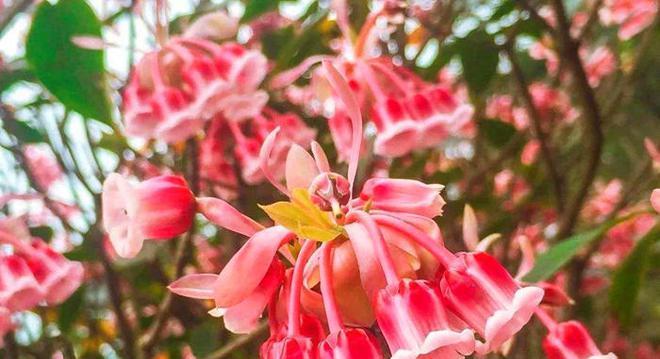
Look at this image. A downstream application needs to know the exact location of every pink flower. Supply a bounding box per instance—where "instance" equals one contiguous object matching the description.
[353,178,446,218]
[123,39,268,142]
[439,252,544,354]
[375,279,475,358]
[102,173,196,258]
[652,189,660,213]
[20,239,84,305]
[583,179,623,221]
[198,118,237,197]
[0,254,43,312]
[521,140,541,165]
[23,145,62,190]
[600,0,658,40]
[583,47,616,87]
[543,320,616,359]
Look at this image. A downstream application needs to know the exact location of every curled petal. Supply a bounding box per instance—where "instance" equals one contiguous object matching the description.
[198,197,263,237]
[259,128,290,196]
[169,273,218,299]
[311,141,331,173]
[322,61,362,196]
[270,55,332,89]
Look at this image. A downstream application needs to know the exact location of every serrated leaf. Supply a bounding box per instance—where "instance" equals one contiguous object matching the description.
[26,0,112,124]
[609,224,660,328]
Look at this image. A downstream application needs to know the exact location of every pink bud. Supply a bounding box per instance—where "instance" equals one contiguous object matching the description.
[102,173,196,258]
[543,321,616,359]
[356,178,446,218]
[652,189,660,213]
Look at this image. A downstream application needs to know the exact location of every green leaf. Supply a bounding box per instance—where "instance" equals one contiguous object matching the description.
[241,0,279,23]
[609,224,660,328]
[523,219,627,282]
[260,189,342,242]
[457,29,499,93]
[2,119,45,143]
[478,119,516,147]
[189,321,219,357]
[29,225,54,241]
[58,286,85,333]
[26,0,112,124]
[489,0,515,21]
[64,238,97,261]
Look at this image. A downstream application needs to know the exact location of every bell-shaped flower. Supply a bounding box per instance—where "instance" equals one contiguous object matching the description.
[20,239,84,305]
[375,279,475,359]
[0,254,43,312]
[543,320,616,359]
[439,252,544,354]
[318,328,383,358]
[353,178,446,218]
[371,97,420,157]
[102,173,196,258]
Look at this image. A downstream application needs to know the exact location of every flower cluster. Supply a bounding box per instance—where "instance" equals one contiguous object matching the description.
[0,217,83,343]
[156,64,551,358]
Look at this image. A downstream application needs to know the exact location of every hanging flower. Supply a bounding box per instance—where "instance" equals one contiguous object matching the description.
[102,173,196,258]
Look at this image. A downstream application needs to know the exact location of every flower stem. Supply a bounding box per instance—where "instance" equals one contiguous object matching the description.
[320,242,343,333]
[287,240,317,336]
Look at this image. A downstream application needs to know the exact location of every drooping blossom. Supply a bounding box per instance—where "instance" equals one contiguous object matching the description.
[599,0,658,40]
[270,8,473,159]
[18,239,84,305]
[439,252,544,354]
[122,38,268,142]
[537,311,616,359]
[582,179,623,221]
[102,173,196,258]
[0,254,43,312]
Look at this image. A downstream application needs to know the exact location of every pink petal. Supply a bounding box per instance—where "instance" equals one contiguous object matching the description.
[168,273,219,299]
[259,128,290,195]
[222,260,284,333]
[214,226,293,307]
[322,61,363,196]
[197,197,263,237]
[285,144,320,192]
[463,204,479,251]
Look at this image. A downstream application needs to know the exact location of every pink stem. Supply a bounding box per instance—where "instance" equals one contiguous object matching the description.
[347,210,399,285]
[372,213,456,268]
[535,308,558,331]
[320,242,343,333]
[287,240,317,336]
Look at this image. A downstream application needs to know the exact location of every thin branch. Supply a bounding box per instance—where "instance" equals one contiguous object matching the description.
[203,324,268,359]
[504,42,566,212]
[139,138,199,355]
[550,0,604,240]
[577,0,604,43]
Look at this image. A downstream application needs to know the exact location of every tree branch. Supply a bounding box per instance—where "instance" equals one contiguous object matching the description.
[550,0,604,240]
[504,42,566,212]
[139,138,199,355]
